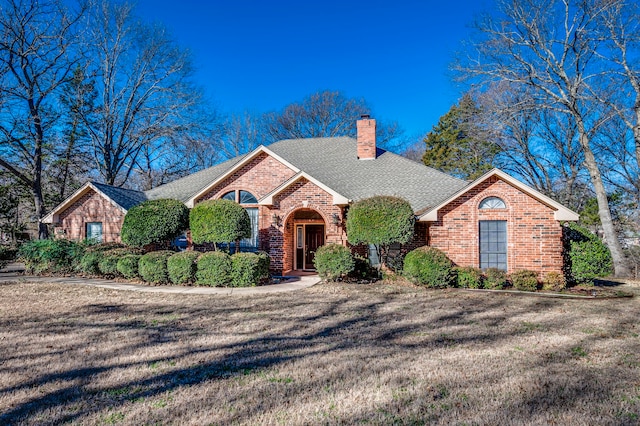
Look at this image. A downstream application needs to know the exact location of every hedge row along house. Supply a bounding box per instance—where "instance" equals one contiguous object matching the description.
[43,117,579,276]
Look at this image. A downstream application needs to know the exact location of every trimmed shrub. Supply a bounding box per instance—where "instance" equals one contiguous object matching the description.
[196,251,232,286]
[78,251,102,275]
[117,255,142,279]
[230,252,269,287]
[563,223,613,284]
[138,251,174,284]
[256,251,270,281]
[190,199,251,246]
[542,271,567,292]
[403,246,454,288]
[98,255,121,276]
[121,199,189,248]
[346,196,415,268]
[484,268,508,289]
[18,239,84,274]
[167,251,200,285]
[455,266,484,289]
[313,243,355,281]
[510,270,539,292]
[349,254,377,280]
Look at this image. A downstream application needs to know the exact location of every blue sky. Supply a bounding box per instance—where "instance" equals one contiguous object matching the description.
[136,0,489,142]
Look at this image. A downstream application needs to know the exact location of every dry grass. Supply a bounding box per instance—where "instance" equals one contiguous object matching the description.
[1,280,640,425]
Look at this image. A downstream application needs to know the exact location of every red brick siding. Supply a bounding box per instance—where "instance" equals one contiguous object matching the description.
[55,190,125,243]
[197,152,297,203]
[428,176,563,274]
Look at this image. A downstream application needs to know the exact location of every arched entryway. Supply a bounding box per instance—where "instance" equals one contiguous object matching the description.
[287,209,326,271]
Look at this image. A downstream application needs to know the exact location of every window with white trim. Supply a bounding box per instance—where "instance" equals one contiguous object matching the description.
[86,222,103,243]
[479,196,506,209]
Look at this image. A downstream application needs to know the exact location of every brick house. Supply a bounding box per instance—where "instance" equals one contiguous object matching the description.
[43,117,578,275]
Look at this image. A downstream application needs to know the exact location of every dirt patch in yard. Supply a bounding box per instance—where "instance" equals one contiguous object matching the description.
[1,279,640,425]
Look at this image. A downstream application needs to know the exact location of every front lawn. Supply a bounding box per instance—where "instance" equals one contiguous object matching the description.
[1,280,640,424]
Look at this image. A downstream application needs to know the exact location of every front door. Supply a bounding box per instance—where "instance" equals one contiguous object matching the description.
[304,225,324,269]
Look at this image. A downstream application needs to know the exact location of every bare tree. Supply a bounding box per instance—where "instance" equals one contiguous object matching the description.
[0,0,86,238]
[263,90,403,148]
[80,0,205,187]
[458,0,631,276]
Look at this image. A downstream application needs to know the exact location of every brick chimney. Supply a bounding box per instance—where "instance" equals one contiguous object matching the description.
[357,115,376,160]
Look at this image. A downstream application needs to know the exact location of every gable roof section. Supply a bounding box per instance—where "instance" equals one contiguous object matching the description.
[42,182,146,224]
[266,137,469,212]
[259,171,350,206]
[418,168,580,222]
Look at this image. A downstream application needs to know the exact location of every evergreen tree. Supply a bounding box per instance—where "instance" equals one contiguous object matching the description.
[422,94,499,180]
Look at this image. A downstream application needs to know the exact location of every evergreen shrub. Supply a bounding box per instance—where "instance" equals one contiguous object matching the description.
[484,268,508,289]
[189,199,251,246]
[117,255,142,279]
[455,266,484,289]
[18,239,83,274]
[542,271,567,292]
[403,246,454,288]
[121,199,189,248]
[313,243,355,281]
[510,270,539,292]
[230,252,269,287]
[563,223,613,284]
[196,251,232,286]
[167,251,200,285]
[139,251,174,284]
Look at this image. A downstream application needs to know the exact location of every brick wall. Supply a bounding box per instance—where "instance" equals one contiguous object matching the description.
[56,189,126,243]
[428,176,563,275]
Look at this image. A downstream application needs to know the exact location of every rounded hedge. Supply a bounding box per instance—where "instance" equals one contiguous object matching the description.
[484,268,508,289]
[313,243,355,281]
[196,251,232,286]
[455,266,484,289]
[230,252,270,287]
[117,254,142,279]
[403,246,454,288]
[167,251,200,285]
[346,196,415,248]
[563,223,613,284]
[18,239,84,274]
[190,199,251,245]
[121,199,189,248]
[139,250,174,284]
[98,255,120,276]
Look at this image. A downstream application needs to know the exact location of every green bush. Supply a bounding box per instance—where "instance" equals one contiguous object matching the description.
[230,252,270,287]
[98,255,121,276]
[510,270,539,292]
[403,246,454,288]
[196,251,232,286]
[542,271,567,292]
[349,254,377,280]
[18,239,84,274]
[190,199,251,246]
[346,196,415,268]
[313,243,355,281]
[256,251,270,280]
[484,268,508,289]
[78,251,102,275]
[455,266,484,289]
[139,251,174,284]
[563,223,613,284]
[121,199,189,248]
[117,255,142,279]
[167,251,200,285]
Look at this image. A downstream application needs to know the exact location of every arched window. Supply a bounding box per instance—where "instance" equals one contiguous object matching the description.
[479,196,506,209]
[239,190,257,204]
[221,191,235,201]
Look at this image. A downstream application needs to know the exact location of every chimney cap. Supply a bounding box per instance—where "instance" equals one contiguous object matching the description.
[360,114,370,119]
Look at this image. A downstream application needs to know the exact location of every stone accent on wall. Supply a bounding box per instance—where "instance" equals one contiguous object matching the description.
[428,175,563,274]
[55,189,125,243]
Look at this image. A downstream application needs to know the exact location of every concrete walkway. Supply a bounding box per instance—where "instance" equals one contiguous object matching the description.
[0,265,321,295]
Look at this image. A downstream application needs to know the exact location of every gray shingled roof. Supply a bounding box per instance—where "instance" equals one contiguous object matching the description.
[267,137,469,212]
[92,182,146,210]
[140,136,469,213]
[144,155,247,202]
